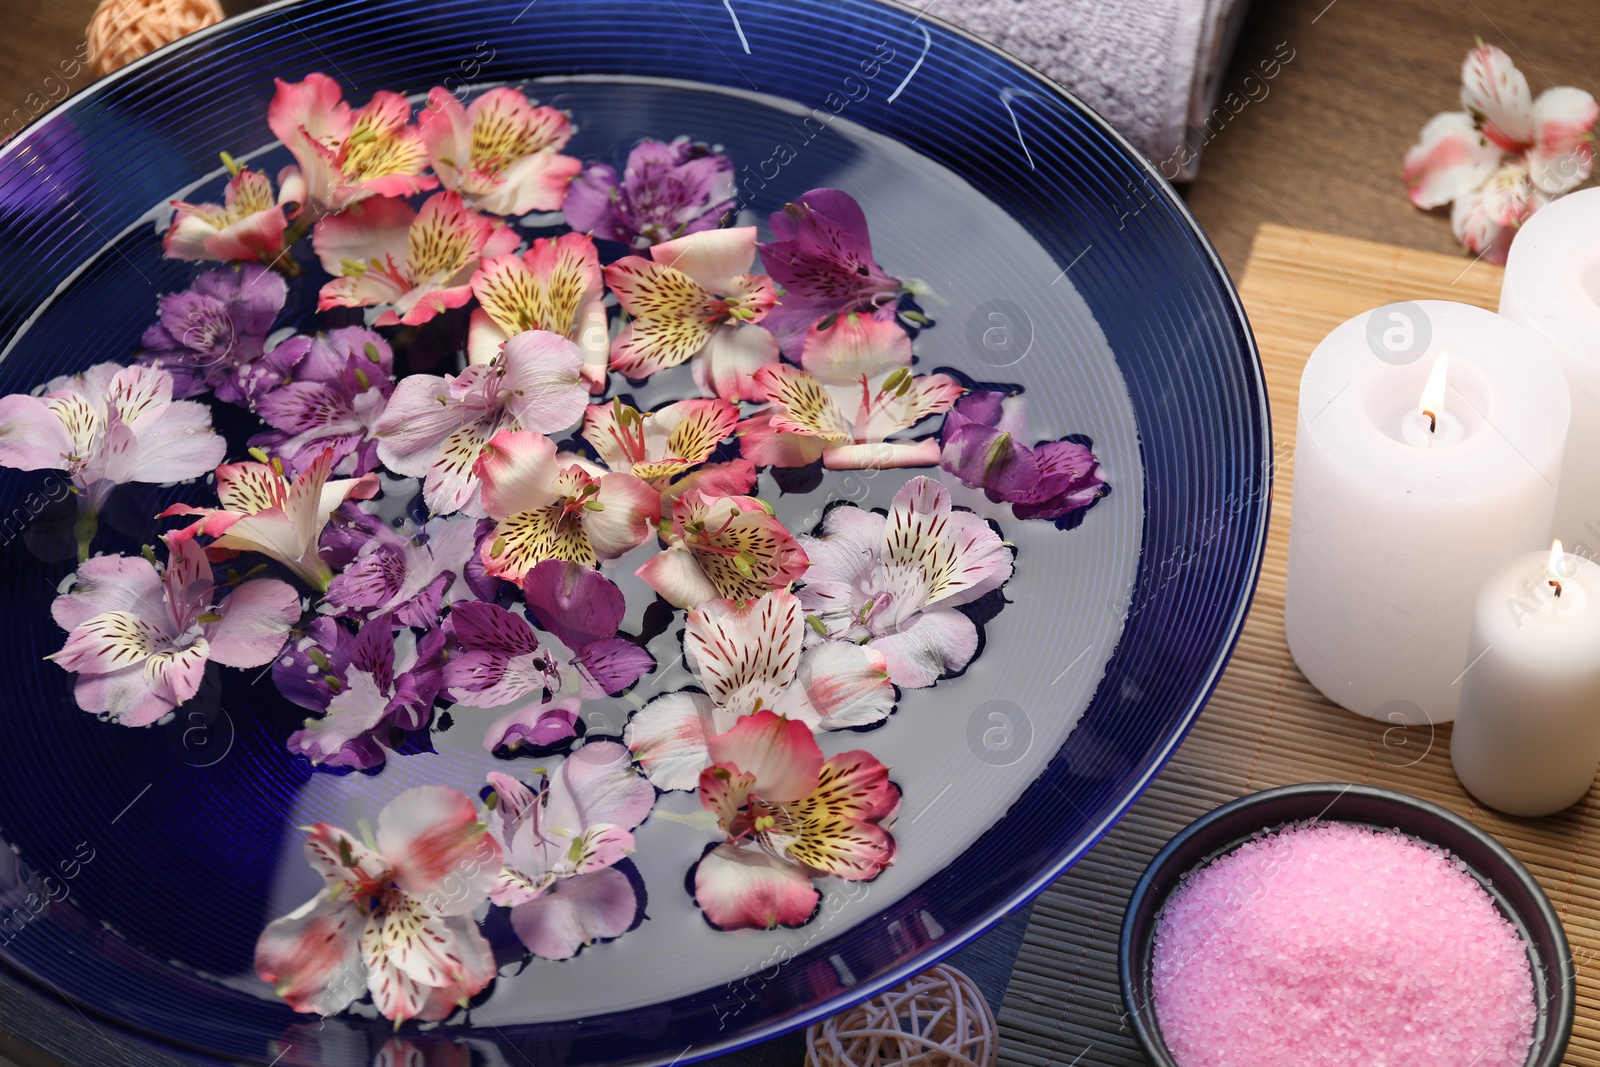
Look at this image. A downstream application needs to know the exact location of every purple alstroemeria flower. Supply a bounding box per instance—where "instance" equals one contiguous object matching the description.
[249,328,395,478]
[275,614,445,771]
[138,264,295,407]
[939,391,1108,525]
[444,561,655,754]
[485,751,653,960]
[323,512,478,628]
[563,138,736,248]
[757,187,905,357]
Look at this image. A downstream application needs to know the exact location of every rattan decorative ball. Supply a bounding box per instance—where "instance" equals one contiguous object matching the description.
[86,0,224,78]
[805,964,999,1067]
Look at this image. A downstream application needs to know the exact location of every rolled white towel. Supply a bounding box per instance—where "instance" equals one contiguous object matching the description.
[928,0,1253,180]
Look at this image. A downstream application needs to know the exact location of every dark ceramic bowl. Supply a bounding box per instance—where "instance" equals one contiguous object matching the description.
[0,0,1269,1063]
[1119,783,1575,1067]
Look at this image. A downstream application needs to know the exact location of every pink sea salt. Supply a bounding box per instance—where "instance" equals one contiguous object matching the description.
[1150,821,1536,1067]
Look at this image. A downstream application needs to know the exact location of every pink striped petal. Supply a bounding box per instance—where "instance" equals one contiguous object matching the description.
[704,709,822,804]
[685,590,804,713]
[1460,43,1534,150]
[254,896,366,1017]
[1402,112,1502,209]
[376,786,501,910]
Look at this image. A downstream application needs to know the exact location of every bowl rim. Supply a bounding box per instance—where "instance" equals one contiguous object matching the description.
[0,1,1270,1063]
[1118,782,1576,1067]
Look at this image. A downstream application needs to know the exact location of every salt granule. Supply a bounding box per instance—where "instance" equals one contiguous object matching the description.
[1150,821,1536,1067]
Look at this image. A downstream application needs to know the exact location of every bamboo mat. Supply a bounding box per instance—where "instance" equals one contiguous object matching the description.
[996,222,1600,1066]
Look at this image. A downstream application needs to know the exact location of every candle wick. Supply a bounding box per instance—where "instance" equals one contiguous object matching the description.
[1551,578,1563,599]
[1423,409,1438,434]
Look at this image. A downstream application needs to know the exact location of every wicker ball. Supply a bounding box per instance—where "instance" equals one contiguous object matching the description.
[85,0,224,78]
[806,964,999,1067]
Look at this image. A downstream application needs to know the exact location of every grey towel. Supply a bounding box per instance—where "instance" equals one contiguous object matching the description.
[928,0,1252,180]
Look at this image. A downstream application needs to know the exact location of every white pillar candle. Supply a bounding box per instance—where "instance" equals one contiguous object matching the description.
[1452,544,1600,816]
[1285,301,1569,724]
[1500,187,1600,552]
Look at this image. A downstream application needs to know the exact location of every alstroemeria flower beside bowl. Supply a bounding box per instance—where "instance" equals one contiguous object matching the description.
[1402,42,1599,263]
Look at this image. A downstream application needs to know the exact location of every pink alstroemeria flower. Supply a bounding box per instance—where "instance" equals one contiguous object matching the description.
[419,86,582,217]
[255,786,502,1023]
[468,233,610,392]
[267,73,436,217]
[582,397,757,507]
[1403,44,1599,262]
[485,746,655,959]
[694,711,897,931]
[373,330,589,516]
[164,163,305,264]
[606,227,780,402]
[474,430,656,580]
[635,491,810,609]
[625,589,894,791]
[50,532,300,725]
[162,449,380,591]
[796,477,1013,688]
[0,363,225,556]
[738,315,962,470]
[313,191,519,327]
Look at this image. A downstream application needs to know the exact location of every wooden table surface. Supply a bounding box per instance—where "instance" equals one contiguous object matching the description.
[0,0,1596,1064]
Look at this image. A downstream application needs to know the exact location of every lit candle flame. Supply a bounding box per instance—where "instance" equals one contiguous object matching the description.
[1549,539,1569,599]
[1419,352,1449,433]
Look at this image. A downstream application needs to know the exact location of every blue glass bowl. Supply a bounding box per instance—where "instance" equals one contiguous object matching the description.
[0,1,1268,1064]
